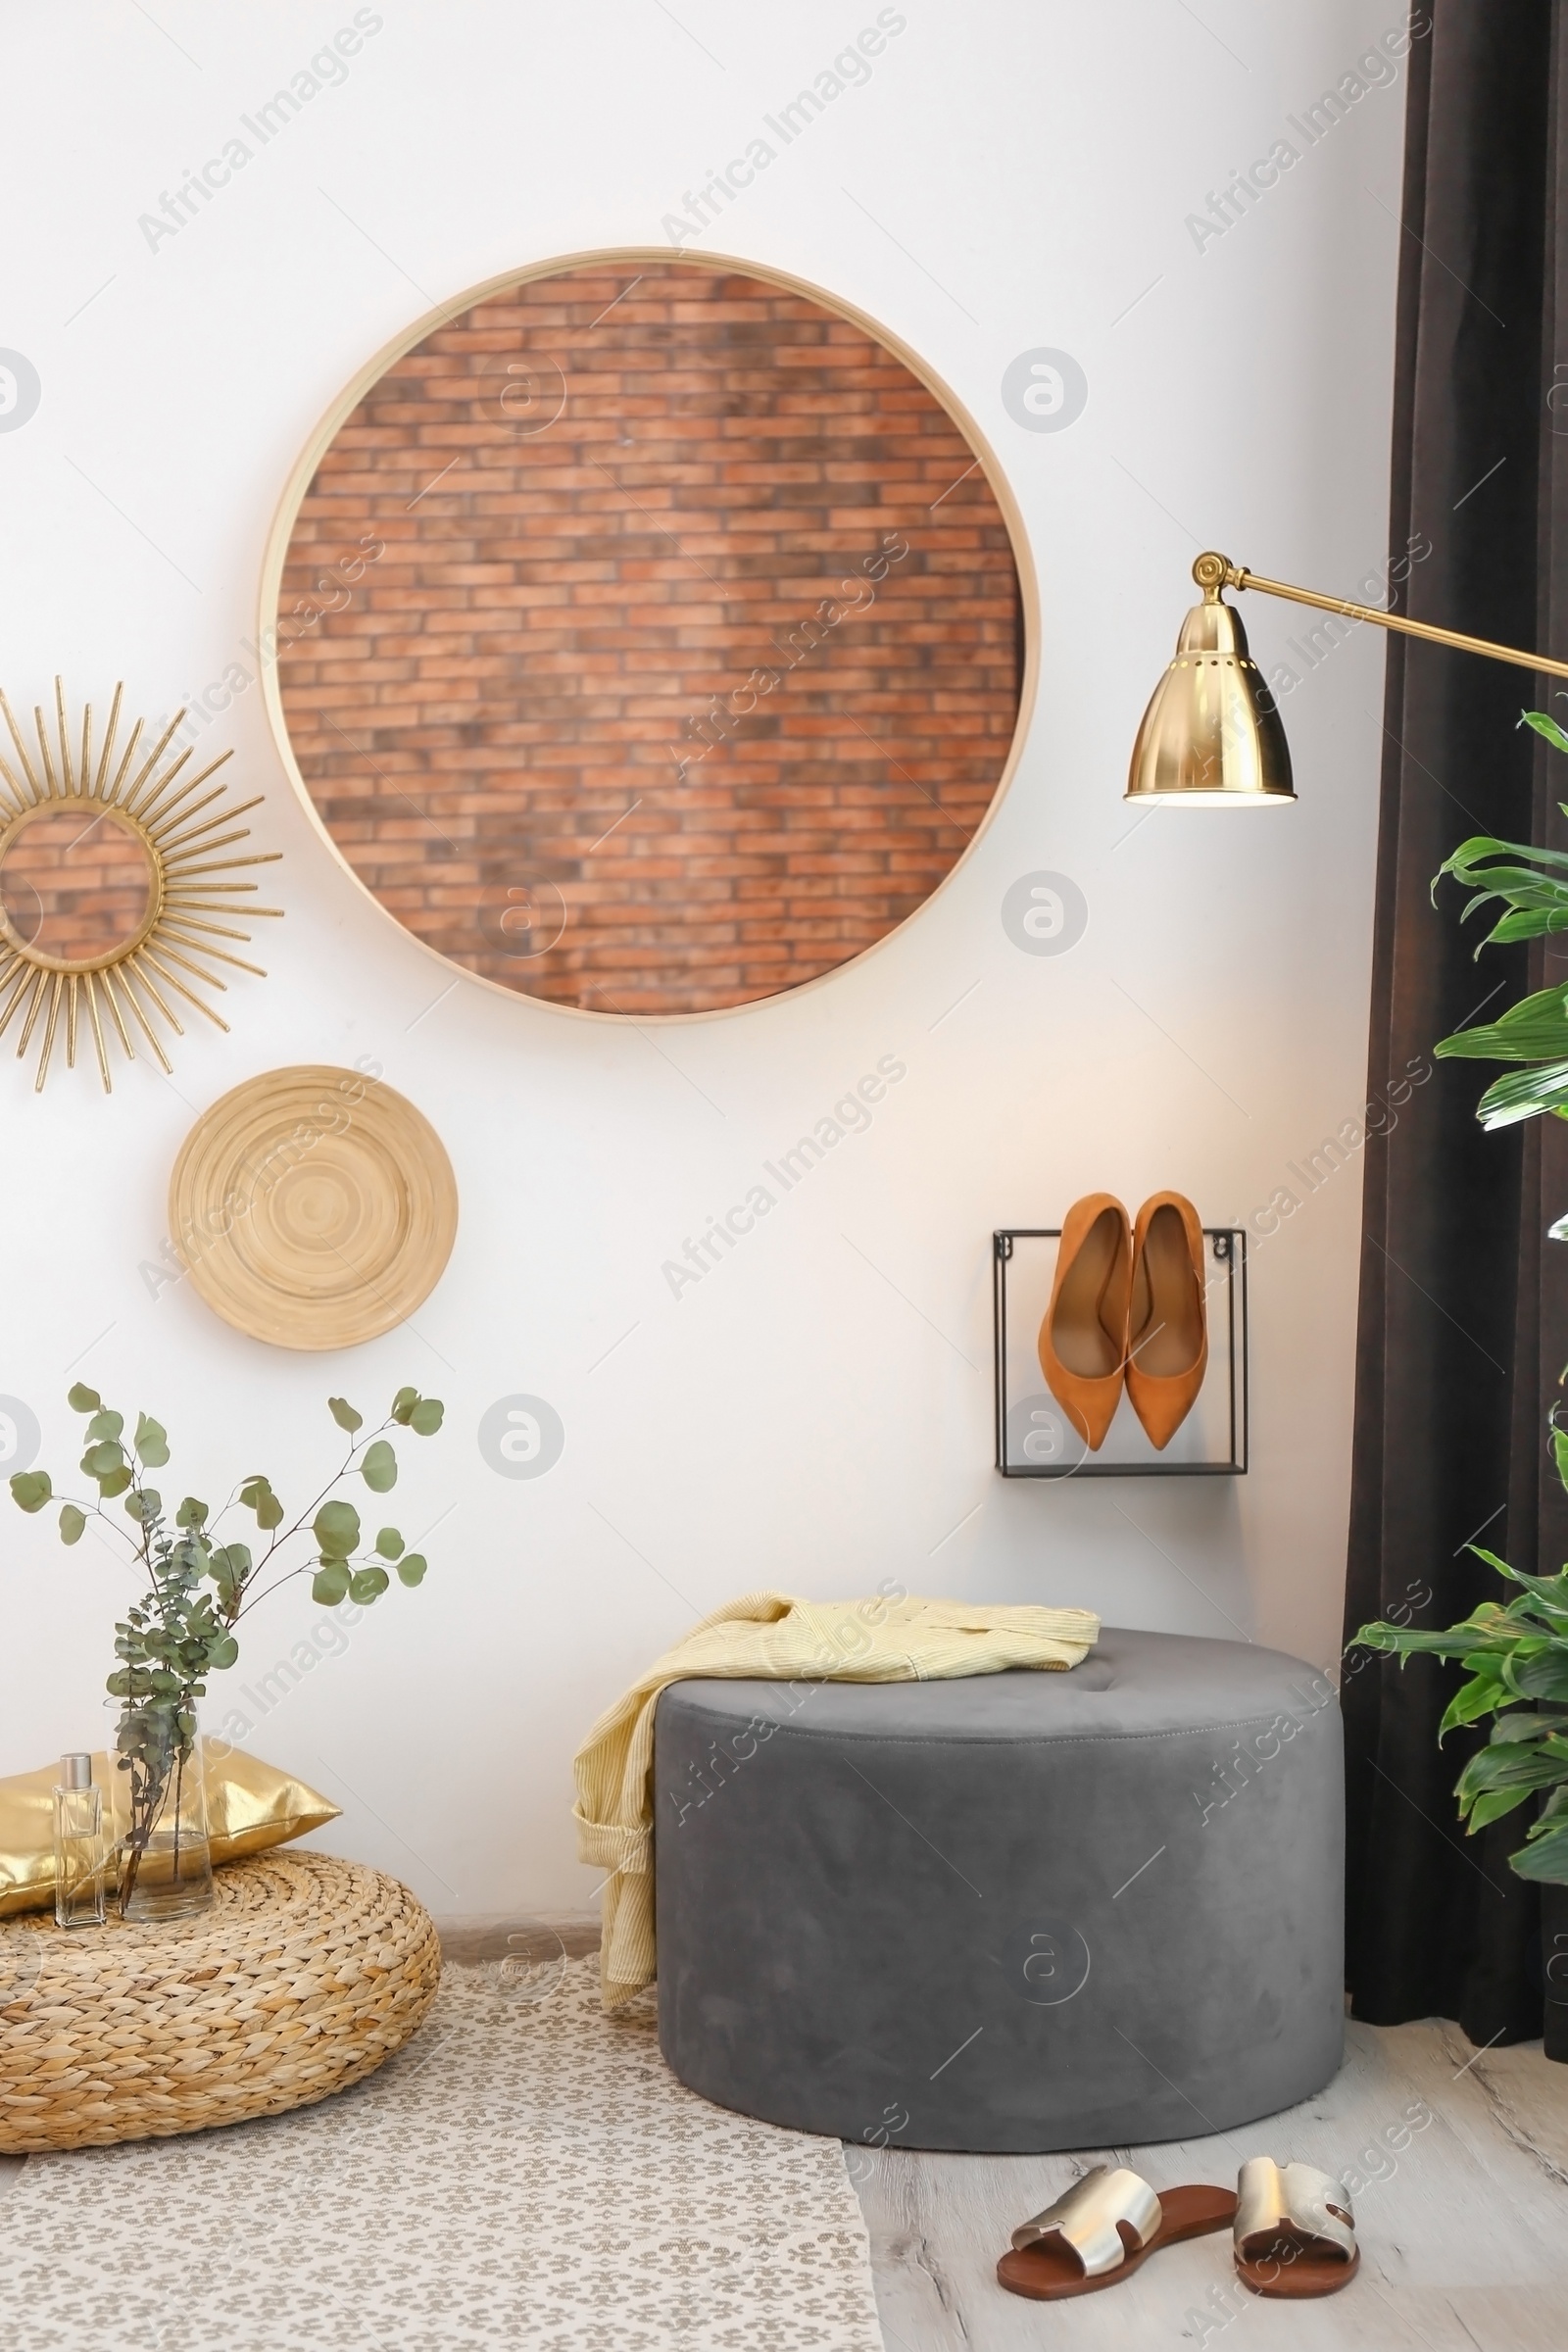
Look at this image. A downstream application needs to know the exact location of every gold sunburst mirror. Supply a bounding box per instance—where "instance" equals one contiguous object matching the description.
[0,680,280,1091]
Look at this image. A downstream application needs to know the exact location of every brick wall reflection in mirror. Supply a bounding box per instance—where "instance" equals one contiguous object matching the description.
[276,261,1022,1014]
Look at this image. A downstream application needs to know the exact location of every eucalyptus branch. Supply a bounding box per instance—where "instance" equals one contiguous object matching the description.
[54,1491,142,1562]
[231,1565,318,1619]
[244,1415,398,1583]
[8,1381,445,1919]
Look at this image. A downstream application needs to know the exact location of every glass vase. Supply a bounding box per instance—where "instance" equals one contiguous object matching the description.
[111,1707,214,1923]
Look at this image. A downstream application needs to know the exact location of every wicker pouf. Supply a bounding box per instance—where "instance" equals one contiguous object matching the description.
[0,1851,440,2153]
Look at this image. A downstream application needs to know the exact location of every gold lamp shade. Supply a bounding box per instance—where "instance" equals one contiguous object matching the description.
[1127,554,1295,806]
[1128,543,1568,809]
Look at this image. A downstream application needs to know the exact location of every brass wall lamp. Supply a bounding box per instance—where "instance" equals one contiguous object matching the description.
[1127,549,1568,805]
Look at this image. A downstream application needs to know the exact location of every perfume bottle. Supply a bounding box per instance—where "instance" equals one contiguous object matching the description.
[54,1752,107,1930]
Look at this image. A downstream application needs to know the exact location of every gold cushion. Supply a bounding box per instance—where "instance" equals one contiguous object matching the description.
[0,1744,340,1917]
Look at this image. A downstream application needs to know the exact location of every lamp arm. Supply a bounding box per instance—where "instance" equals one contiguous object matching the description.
[1196,551,1568,683]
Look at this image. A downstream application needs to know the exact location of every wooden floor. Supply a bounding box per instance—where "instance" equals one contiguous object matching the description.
[6,1920,1565,2352]
[854,2016,1568,2352]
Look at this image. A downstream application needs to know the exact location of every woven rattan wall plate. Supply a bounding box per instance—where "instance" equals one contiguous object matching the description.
[170,1064,458,1350]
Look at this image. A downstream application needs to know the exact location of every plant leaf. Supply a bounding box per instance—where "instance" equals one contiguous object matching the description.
[348,1565,390,1605]
[59,1503,85,1544]
[1485,907,1568,945]
[175,1495,209,1529]
[314,1498,361,1558]
[80,1440,123,1478]
[1487,1561,1568,1614]
[1460,1644,1525,1675]
[1511,1818,1568,1882]
[1455,1742,1568,1799]
[361,1440,397,1493]
[208,1543,251,1610]
[1436,984,1568,1063]
[396,1551,427,1588]
[10,1470,52,1512]
[328,1396,364,1435]
[1433,825,1568,960]
[85,1409,123,1442]
[1465,1787,1540,1832]
[410,1397,444,1436]
[66,1383,101,1413]
[97,1467,132,1499]
[1355,1618,1503,1661]
[311,1561,352,1606]
[1494,1637,1560,1693]
[1508,1649,1568,1702]
[1439,830,1568,882]
[208,1635,239,1670]
[1522,708,1568,757]
[374,1526,405,1560]
[1439,1673,1507,1738]
[1490,1708,1568,1742]
[240,1474,284,1530]
[390,1386,418,1425]
[134,1413,170,1468]
[1473,1062,1568,1129]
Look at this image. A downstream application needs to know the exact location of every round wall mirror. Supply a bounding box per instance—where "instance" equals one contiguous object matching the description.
[0,805,157,967]
[0,679,277,1091]
[268,254,1030,1017]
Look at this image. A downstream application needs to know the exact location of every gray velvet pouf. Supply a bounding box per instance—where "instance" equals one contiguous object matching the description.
[655,1627,1345,2152]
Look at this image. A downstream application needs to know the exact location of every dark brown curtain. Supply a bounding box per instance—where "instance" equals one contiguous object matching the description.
[1344,0,1568,2046]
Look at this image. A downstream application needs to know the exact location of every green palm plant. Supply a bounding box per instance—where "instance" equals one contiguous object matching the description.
[1356,710,1568,1886]
[1355,1561,1568,1883]
[1427,710,1568,1152]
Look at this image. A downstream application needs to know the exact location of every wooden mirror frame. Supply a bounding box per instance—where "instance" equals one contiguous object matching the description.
[260,248,1038,1023]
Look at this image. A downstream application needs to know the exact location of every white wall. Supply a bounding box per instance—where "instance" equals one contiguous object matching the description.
[0,1,1410,1915]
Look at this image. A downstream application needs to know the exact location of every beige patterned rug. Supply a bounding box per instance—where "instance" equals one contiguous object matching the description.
[0,1956,883,2352]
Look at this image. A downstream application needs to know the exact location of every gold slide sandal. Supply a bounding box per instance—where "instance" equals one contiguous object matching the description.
[997,2164,1238,2300]
[1233,2157,1359,2296]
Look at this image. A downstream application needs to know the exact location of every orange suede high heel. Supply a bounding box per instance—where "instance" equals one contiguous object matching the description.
[1038,1195,1132,1450]
[1126,1193,1207,1448]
